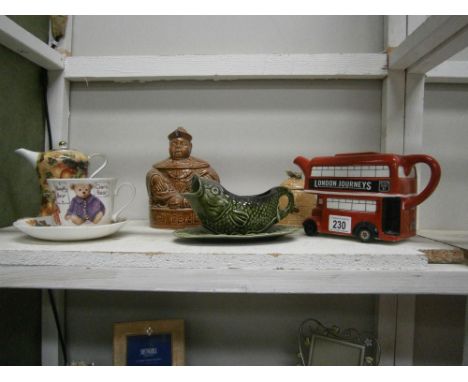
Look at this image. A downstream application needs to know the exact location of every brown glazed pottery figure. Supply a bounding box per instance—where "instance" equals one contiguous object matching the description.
[146,127,220,228]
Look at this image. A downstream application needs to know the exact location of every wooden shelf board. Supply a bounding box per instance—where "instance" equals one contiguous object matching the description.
[1,220,467,294]
[0,16,64,70]
[1,265,468,295]
[63,53,388,82]
[389,16,468,73]
[418,229,468,254]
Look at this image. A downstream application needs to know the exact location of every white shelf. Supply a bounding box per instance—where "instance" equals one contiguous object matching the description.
[63,53,388,82]
[0,16,64,70]
[388,16,468,74]
[0,220,466,294]
[419,229,468,251]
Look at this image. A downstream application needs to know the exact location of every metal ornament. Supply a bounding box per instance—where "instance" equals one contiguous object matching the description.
[297,318,381,366]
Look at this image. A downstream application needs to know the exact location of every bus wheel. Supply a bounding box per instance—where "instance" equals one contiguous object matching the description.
[303,220,317,236]
[356,227,374,243]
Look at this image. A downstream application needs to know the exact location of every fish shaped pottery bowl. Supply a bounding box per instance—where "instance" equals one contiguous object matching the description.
[182,175,295,235]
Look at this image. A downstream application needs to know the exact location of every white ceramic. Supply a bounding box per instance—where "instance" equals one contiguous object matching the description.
[13,218,127,241]
[47,178,136,226]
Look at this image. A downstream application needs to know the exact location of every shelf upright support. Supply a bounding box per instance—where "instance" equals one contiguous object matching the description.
[393,295,416,365]
[403,72,425,154]
[379,16,417,366]
[42,290,66,366]
[464,301,468,365]
[375,294,398,365]
[41,17,73,365]
[381,15,407,154]
[46,16,73,147]
[376,294,415,366]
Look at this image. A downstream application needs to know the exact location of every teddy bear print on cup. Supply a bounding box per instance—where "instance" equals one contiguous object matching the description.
[66,183,106,225]
[47,178,136,227]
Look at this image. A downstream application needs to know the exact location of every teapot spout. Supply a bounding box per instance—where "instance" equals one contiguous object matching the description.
[293,155,311,177]
[181,175,208,219]
[182,175,204,200]
[15,148,40,168]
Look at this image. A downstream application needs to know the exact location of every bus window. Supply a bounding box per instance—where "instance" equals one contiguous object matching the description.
[311,165,389,178]
[327,198,376,212]
[327,199,339,209]
[352,200,366,211]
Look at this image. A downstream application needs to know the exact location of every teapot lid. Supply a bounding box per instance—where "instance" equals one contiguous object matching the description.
[45,141,88,159]
[49,141,80,153]
[56,140,70,150]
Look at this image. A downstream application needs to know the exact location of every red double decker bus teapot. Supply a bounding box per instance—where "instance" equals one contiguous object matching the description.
[293,152,441,242]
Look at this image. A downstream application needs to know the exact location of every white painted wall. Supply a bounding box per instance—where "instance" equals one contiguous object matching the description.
[68,16,468,229]
[69,15,384,222]
[70,80,382,220]
[72,15,383,56]
[419,83,468,230]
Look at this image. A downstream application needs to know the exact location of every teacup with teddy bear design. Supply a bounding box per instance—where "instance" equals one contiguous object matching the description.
[47,178,136,226]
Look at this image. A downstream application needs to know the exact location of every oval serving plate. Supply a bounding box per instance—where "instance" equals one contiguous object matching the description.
[174,225,299,241]
[13,218,127,241]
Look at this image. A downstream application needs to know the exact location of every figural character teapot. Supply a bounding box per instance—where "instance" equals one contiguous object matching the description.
[15,141,107,218]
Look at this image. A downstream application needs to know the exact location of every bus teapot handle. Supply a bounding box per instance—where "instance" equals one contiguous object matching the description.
[402,154,441,210]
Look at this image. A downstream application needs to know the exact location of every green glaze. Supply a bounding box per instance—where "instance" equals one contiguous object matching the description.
[183,175,295,235]
[174,225,298,240]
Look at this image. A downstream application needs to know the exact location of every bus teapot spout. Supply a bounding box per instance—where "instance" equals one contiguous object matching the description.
[293,156,311,179]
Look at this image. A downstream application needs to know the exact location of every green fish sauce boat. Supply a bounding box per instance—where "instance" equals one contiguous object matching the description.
[182,175,295,235]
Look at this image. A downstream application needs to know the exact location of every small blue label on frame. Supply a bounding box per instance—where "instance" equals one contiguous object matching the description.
[126,334,172,366]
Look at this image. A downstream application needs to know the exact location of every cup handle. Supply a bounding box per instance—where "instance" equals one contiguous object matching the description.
[112,182,136,222]
[277,189,295,221]
[88,153,108,178]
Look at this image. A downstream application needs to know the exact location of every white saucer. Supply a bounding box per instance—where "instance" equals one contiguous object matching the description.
[13,218,127,241]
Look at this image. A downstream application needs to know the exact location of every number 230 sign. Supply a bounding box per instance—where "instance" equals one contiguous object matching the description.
[328,215,352,234]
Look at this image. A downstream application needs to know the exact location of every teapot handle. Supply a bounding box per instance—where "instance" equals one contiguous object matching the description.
[88,153,108,178]
[277,188,295,221]
[402,154,441,210]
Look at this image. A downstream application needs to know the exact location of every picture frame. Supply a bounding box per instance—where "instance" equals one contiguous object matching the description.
[308,334,365,366]
[298,318,380,366]
[113,319,185,366]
